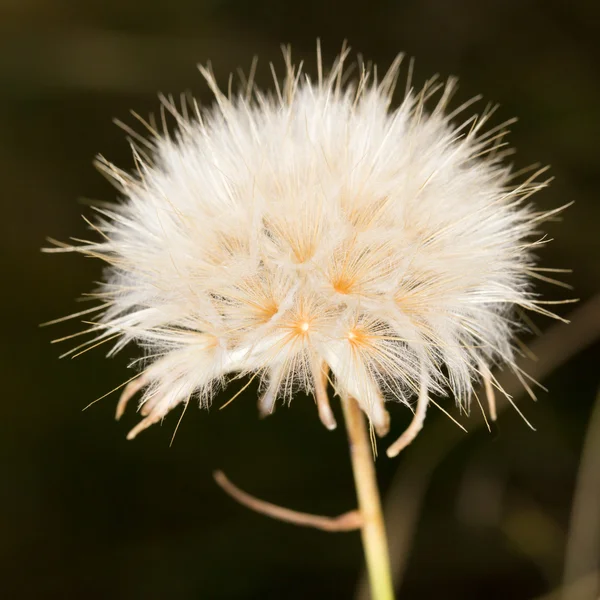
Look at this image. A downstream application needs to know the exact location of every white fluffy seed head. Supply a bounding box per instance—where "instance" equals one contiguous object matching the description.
[48,46,563,451]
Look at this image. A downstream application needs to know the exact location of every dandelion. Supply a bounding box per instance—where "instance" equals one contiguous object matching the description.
[45,44,565,600]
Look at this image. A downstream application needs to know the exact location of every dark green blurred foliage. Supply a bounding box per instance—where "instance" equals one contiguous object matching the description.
[2,1,599,598]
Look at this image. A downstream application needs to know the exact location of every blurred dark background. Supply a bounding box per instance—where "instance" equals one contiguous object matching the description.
[3,0,600,598]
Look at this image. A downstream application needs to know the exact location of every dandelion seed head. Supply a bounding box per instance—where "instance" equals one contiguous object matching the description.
[49,45,563,452]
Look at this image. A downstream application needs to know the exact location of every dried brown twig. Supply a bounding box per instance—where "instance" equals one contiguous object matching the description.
[214,470,362,532]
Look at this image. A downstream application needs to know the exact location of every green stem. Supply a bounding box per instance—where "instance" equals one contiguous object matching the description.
[341,394,396,600]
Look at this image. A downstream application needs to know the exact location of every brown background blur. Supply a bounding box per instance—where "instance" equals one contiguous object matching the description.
[3,1,600,598]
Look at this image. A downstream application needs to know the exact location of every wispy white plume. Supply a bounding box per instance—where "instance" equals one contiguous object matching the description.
[46,44,566,456]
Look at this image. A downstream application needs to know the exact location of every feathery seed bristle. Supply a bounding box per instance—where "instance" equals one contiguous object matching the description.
[45,44,568,454]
